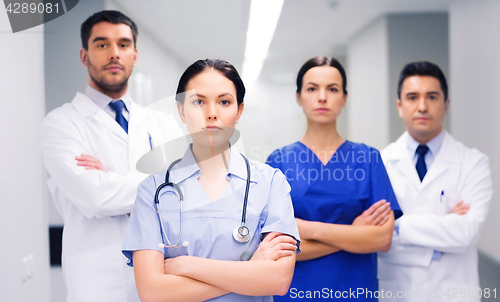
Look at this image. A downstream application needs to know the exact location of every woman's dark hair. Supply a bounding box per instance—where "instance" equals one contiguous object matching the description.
[397,61,448,101]
[176,59,245,107]
[296,56,347,95]
[81,10,138,50]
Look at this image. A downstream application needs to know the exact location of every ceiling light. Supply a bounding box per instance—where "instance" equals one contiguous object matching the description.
[242,0,284,88]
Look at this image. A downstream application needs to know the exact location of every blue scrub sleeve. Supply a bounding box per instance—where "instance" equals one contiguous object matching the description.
[122,175,164,266]
[260,169,301,251]
[369,149,403,219]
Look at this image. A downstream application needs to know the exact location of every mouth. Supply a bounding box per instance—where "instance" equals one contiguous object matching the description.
[203,125,223,131]
[414,116,430,122]
[315,108,330,113]
[105,65,123,73]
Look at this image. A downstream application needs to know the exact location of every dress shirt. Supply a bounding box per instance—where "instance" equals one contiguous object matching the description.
[85,85,131,121]
[406,129,445,169]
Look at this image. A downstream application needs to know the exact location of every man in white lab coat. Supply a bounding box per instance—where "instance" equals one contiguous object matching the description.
[40,11,181,302]
[378,61,492,302]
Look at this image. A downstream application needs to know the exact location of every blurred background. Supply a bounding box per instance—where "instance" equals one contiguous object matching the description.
[1,0,499,300]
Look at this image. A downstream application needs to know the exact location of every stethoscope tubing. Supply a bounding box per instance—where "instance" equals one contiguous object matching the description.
[155,153,251,248]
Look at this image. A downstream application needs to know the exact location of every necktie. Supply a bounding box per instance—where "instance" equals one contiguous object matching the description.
[415,144,429,182]
[109,100,128,134]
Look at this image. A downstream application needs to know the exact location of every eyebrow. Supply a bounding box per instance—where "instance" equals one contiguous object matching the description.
[405,91,441,97]
[306,82,340,87]
[190,93,205,98]
[92,37,108,43]
[218,93,234,98]
[188,93,234,98]
[92,37,133,44]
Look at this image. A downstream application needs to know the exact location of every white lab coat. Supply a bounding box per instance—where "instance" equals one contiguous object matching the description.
[41,92,182,302]
[378,131,492,302]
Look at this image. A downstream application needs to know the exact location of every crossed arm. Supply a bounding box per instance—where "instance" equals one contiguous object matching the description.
[133,232,297,302]
[296,200,395,261]
[397,154,491,254]
[40,112,144,219]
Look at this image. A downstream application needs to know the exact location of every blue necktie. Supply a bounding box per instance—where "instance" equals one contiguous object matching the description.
[109,100,128,134]
[415,144,429,182]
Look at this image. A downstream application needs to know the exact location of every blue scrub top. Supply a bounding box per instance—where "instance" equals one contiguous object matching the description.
[123,145,300,302]
[266,141,402,301]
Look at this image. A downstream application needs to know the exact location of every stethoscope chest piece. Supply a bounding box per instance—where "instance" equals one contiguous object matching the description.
[233,225,250,243]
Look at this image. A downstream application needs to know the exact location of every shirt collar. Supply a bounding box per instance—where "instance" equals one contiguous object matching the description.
[406,129,445,157]
[84,85,131,111]
[172,144,254,183]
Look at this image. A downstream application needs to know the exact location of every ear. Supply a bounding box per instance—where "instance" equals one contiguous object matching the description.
[444,98,450,115]
[397,99,403,118]
[177,102,186,124]
[79,48,88,67]
[235,103,244,124]
[341,92,348,108]
[133,48,138,67]
[296,92,303,107]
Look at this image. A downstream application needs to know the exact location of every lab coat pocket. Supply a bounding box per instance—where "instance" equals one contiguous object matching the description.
[66,245,127,302]
[378,280,398,302]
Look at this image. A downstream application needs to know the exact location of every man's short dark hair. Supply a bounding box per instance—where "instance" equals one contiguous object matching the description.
[81,10,138,50]
[398,61,448,101]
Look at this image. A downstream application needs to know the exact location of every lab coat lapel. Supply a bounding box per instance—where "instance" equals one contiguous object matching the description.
[128,101,150,134]
[420,131,456,190]
[393,134,421,190]
[72,92,128,143]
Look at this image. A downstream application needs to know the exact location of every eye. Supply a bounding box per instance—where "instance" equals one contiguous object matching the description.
[329,87,338,92]
[307,87,316,92]
[429,95,437,101]
[193,99,203,105]
[97,44,106,48]
[220,100,230,106]
[120,43,128,48]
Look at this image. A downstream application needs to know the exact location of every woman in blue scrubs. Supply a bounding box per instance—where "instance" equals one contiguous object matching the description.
[267,56,402,301]
[122,59,300,302]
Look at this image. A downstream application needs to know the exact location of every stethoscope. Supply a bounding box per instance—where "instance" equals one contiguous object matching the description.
[155,153,252,249]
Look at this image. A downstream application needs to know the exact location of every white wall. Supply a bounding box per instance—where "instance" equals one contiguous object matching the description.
[449,0,500,262]
[347,17,390,150]
[387,14,449,142]
[106,0,184,107]
[0,10,50,302]
[239,82,306,162]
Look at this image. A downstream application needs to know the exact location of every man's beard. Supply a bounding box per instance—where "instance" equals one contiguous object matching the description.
[88,58,130,95]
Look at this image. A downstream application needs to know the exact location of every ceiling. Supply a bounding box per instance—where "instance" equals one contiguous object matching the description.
[113,0,451,84]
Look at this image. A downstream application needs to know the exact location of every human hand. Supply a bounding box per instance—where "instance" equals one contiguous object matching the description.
[250,232,297,261]
[164,255,188,276]
[76,154,107,172]
[451,200,469,215]
[352,199,391,226]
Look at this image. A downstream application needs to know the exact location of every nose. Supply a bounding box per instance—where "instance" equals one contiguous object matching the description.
[318,88,327,103]
[417,97,428,112]
[109,44,120,61]
[205,104,218,121]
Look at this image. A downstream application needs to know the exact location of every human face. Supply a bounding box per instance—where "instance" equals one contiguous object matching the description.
[297,66,347,124]
[79,22,137,98]
[177,69,243,149]
[398,75,449,144]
